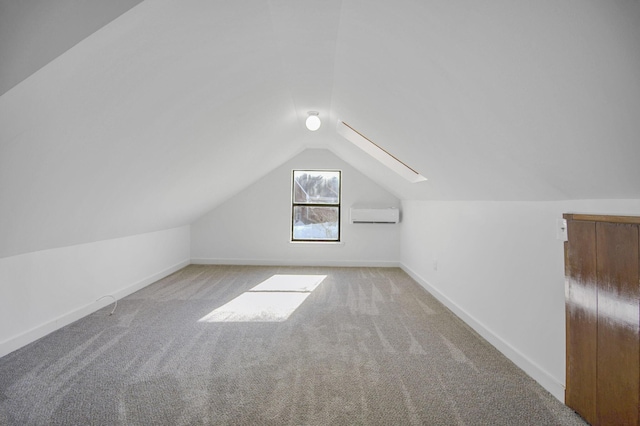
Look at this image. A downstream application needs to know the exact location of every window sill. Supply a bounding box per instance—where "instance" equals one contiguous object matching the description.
[290,240,344,245]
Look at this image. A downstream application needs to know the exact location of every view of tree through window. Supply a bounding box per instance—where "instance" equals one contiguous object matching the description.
[292,170,340,241]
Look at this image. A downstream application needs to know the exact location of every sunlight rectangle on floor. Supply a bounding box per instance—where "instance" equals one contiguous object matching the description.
[198,274,326,322]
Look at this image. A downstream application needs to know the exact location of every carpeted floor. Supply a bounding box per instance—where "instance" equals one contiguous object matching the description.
[0,265,586,425]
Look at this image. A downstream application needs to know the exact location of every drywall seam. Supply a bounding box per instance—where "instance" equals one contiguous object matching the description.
[0,258,189,358]
[400,262,565,403]
[191,258,400,268]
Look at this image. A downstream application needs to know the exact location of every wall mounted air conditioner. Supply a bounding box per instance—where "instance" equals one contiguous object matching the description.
[350,208,400,224]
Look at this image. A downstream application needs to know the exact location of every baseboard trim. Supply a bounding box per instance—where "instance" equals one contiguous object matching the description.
[0,259,190,359]
[400,262,565,403]
[191,258,400,268]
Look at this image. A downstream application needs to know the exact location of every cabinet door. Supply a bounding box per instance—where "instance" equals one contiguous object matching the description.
[565,220,598,425]
[596,222,639,426]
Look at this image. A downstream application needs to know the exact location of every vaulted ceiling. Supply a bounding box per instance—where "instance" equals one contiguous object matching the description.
[1,0,640,257]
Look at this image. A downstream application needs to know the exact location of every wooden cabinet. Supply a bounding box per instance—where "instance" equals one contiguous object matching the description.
[564,214,640,426]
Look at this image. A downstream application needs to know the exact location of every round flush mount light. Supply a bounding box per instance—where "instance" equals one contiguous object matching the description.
[305,111,321,131]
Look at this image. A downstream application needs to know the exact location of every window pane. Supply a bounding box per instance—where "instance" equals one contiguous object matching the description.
[293,171,340,204]
[293,206,339,240]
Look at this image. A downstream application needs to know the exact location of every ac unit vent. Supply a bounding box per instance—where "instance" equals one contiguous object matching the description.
[350,208,399,224]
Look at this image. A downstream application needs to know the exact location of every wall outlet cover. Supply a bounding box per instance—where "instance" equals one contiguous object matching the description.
[556,218,568,241]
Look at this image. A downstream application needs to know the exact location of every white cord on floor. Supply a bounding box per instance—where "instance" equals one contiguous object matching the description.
[96,295,117,315]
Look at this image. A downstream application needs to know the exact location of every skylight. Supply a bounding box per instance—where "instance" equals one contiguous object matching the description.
[337,121,427,183]
[198,274,326,323]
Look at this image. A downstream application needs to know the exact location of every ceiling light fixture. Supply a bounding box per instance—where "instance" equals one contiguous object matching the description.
[305,111,321,131]
[337,120,427,183]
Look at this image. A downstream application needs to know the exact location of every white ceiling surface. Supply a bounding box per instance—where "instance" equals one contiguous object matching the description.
[0,0,145,96]
[1,0,640,257]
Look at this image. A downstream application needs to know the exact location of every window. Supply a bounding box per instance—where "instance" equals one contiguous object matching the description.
[292,170,341,242]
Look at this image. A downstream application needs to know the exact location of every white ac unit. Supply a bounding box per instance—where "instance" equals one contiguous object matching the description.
[350,208,400,224]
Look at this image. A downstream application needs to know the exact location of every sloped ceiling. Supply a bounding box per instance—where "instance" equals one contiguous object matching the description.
[1,0,640,257]
[0,0,146,96]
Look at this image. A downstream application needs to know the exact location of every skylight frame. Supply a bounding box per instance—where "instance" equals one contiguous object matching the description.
[337,121,427,183]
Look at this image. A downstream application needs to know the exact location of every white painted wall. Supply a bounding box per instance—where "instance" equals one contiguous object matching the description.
[0,226,190,357]
[400,199,640,401]
[191,149,400,266]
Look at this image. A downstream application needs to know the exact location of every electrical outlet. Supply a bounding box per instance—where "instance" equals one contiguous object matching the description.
[557,218,568,241]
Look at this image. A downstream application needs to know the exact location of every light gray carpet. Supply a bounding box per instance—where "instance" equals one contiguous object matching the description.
[0,265,586,425]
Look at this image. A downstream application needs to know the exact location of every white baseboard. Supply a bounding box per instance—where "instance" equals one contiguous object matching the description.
[0,259,190,359]
[400,263,565,403]
[191,258,400,268]
[109,259,190,300]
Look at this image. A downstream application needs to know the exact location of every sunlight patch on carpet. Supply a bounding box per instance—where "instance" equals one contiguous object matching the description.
[198,274,326,322]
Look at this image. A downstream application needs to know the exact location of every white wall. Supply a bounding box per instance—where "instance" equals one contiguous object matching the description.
[400,199,640,401]
[191,149,400,266]
[0,226,190,357]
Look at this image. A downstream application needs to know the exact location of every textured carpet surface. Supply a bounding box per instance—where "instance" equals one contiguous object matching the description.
[0,265,586,425]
